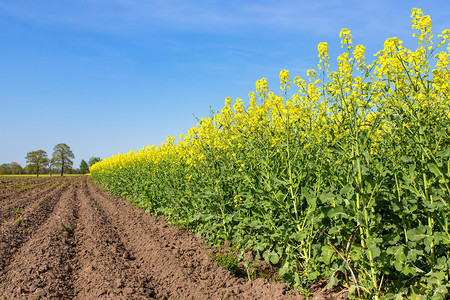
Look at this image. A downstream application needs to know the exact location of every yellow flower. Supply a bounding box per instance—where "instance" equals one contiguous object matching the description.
[279,70,290,91]
[339,28,352,47]
[256,78,269,93]
[279,69,289,81]
[354,45,365,64]
[318,42,329,60]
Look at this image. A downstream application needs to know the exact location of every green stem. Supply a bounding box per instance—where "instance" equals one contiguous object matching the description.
[355,145,366,248]
[356,193,365,248]
[284,116,301,232]
[356,136,378,294]
[287,145,300,231]
[395,173,409,243]
[422,153,436,265]
[219,205,228,237]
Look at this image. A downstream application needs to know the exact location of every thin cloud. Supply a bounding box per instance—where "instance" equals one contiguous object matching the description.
[0,0,398,35]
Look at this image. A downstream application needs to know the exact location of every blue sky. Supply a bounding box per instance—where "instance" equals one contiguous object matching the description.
[1,0,449,168]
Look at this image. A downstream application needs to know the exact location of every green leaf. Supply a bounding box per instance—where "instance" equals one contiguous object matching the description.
[294,272,300,285]
[393,293,405,300]
[321,245,335,265]
[304,195,317,208]
[401,265,413,276]
[328,226,340,235]
[395,251,406,262]
[368,244,381,259]
[320,192,335,203]
[434,232,450,245]
[407,226,431,242]
[307,271,319,281]
[364,179,373,194]
[438,148,450,158]
[428,163,441,177]
[293,231,308,242]
[401,184,417,195]
[355,163,369,175]
[400,155,413,163]
[327,276,339,289]
[270,176,289,185]
[340,184,354,195]
[270,252,280,264]
[327,207,348,219]
[436,130,448,138]
[362,151,372,162]
[278,262,290,276]
[329,146,345,157]
[394,261,403,271]
[424,236,435,253]
[406,248,424,261]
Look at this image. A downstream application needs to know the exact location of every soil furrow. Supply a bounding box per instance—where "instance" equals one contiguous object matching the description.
[0,184,56,224]
[0,179,80,299]
[0,178,55,202]
[0,177,70,225]
[0,178,73,273]
[72,176,156,299]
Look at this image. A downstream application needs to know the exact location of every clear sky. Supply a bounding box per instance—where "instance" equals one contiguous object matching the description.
[1,0,449,168]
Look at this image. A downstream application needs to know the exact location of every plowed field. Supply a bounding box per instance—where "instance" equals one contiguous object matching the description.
[0,176,343,299]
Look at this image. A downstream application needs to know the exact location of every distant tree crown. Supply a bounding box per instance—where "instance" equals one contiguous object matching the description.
[52,143,74,176]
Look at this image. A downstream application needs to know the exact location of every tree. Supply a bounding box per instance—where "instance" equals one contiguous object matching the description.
[88,156,101,167]
[25,150,49,177]
[48,158,55,176]
[80,160,89,174]
[52,143,74,176]
[25,164,35,174]
[10,162,23,174]
[0,163,11,175]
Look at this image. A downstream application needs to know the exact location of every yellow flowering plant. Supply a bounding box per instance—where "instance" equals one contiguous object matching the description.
[90,8,450,299]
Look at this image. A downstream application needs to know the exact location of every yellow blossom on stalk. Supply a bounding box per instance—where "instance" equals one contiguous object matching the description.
[339,28,353,47]
[306,69,316,78]
[256,77,268,93]
[318,42,329,70]
[373,37,406,80]
[256,77,269,103]
[279,69,290,91]
[411,8,433,46]
[248,92,256,102]
[438,29,450,51]
[354,45,365,64]
[233,98,244,114]
[337,52,351,75]
[385,37,402,53]
[432,50,450,96]
[435,51,449,68]
[279,69,289,81]
[307,82,319,104]
[294,76,306,92]
[318,42,329,60]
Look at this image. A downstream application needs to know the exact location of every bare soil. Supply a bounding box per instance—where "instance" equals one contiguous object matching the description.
[0,176,347,299]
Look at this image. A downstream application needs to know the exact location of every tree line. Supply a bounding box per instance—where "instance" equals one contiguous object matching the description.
[0,143,101,177]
